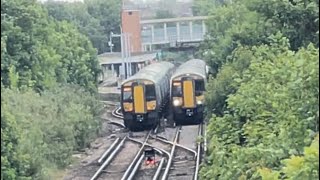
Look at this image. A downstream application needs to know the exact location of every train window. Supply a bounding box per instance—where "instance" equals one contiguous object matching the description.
[172,83,182,97]
[122,87,132,102]
[145,85,156,101]
[195,80,205,96]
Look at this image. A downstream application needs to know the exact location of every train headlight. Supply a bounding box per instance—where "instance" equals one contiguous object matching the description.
[123,103,133,111]
[173,99,182,106]
[197,100,203,105]
[147,101,157,110]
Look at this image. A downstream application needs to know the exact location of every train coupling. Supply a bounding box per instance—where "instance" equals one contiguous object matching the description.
[186,109,194,116]
[136,114,144,122]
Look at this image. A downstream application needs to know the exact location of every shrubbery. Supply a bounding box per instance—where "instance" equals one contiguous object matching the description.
[1,0,105,179]
[196,0,319,179]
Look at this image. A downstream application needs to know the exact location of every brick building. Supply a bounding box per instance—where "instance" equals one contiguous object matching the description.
[121,10,142,53]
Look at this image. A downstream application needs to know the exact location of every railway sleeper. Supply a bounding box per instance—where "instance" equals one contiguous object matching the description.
[163,166,195,171]
[172,159,194,164]
[101,169,126,174]
[172,164,196,169]
[173,156,195,161]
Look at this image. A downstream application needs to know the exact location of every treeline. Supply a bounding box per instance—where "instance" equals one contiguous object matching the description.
[45,0,121,54]
[195,0,319,179]
[1,0,107,179]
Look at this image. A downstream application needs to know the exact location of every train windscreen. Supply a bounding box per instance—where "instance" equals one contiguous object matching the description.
[122,87,132,102]
[145,84,156,101]
[195,80,205,96]
[172,82,182,97]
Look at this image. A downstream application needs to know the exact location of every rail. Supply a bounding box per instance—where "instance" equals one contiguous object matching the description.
[127,135,171,180]
[112,106,123,119]
[194,124,202,180]
[161,126,181,180]
[97,137,120,164]
[90,137,127,180]
[151,134,197,156]
[121,131,152,180]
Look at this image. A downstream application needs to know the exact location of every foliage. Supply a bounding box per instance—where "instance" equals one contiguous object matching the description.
[247,0,319,51]
[162,51,192,63]
[204,45,252,116]
[1,0,100,92]
[45,0,121,54]
[192,0,229,16]
[1,86,103,180]
[197,0,319,76]
[1,0,105,179]
[199,0,319,179]
[201,42,319,179]
[155,10,175,19]
[259,134,319,180]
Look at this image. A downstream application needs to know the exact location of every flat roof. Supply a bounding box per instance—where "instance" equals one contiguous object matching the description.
[98,52,157,65]
[140,16,209,24]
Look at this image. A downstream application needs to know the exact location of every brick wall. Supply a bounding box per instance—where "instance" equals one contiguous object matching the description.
[121,10,142,53]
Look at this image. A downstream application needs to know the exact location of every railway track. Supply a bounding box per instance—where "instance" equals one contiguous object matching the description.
[86,101,204,180]
[112,106,123,119]
[132,135,172,180]
[123,124,203,180]
[89,130,151,180]
[100,106,125,129]
[168,125,202,180]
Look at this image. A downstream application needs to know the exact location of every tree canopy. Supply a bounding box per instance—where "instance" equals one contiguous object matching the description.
[45,0,121,54]
[1,0,104,179]
[197,0,319,179]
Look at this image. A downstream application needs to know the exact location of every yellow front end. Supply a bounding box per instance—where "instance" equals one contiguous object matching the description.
[182,80,196,108]
[133,85,146,114]
[196,95,204,105]
[147,100,156,111]
[123,102,133,112]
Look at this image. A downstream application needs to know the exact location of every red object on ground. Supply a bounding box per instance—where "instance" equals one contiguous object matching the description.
[145,158,156,165]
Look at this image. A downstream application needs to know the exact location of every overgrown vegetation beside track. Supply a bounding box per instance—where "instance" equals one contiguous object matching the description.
[195,0,319,179]
[1,86,103,179]
[1,0,105,179]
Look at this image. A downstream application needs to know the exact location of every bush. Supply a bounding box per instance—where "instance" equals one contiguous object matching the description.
[1,85,103,179]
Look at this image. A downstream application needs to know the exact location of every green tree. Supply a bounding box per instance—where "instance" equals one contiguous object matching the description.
[259,134,319,180]
[45,1,109,54]
[85,0,121,53]
[1,0,100,92]
[197,0,319,179]
[155,10,175,19]
[1,0,104,179]
[201,42,319,179]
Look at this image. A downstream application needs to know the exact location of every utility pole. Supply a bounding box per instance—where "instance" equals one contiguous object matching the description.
[124,33,132,78]
[108,32,114,53]
[109,31,131,80]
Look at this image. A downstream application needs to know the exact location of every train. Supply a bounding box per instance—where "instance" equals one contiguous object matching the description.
[120,61,175,131]
[170,59,207,125]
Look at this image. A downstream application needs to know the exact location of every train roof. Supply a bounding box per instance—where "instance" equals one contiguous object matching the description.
[122,61,174,85]
[171,59,207,80]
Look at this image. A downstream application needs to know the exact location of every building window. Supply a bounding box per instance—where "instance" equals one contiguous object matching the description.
[128,12,132,15]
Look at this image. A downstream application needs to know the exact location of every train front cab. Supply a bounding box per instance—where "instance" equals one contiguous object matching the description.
[171,76,205,125]
[121,81,158,131]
